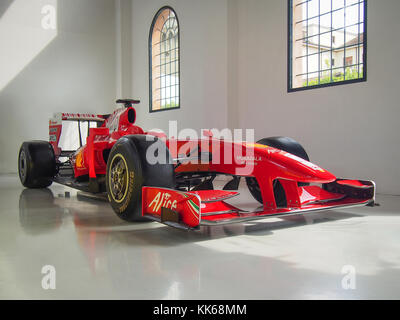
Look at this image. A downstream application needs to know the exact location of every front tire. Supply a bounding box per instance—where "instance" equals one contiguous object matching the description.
[106,135,174,222]
[106,137,144,222]
[246,136,309,207]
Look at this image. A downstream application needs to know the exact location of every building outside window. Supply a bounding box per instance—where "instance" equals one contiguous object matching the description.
[289,0,367,91]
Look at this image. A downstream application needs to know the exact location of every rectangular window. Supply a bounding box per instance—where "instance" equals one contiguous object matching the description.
[288,0,367,91]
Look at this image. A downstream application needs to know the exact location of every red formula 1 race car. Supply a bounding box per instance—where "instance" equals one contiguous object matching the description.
[18,99,376,230]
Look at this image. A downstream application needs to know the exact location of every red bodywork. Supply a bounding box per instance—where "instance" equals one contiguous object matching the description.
[49,106,375,230]
[50,108,144,179]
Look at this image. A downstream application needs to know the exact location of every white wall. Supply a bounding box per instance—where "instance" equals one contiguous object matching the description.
[128,0,400,194]
[227,0,400,195]
[116,0,133,98]
[2,0,399,195]
[129,0,228,135]
[0,0,117,173]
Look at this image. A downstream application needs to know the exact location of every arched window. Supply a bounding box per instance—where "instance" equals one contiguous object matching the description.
[149,7,180,112]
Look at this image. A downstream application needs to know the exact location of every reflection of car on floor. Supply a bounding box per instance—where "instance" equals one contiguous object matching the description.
[19,188,63,235]
[18,188,363,299]
[18,99,376,230]
[18,188,198,298]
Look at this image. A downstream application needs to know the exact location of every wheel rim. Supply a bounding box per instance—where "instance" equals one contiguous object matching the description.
[19,150,27,182]
[109,154,130,203]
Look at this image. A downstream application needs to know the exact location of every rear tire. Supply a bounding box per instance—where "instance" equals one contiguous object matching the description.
[246,136,309,207]
[106,135,174,222]
[18,141,56,188]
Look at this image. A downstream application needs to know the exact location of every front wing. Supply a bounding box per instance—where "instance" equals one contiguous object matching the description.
[142,179,375,230]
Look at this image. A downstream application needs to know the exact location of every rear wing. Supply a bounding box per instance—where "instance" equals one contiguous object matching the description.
[59,113,106,122]
[49,112,107,157]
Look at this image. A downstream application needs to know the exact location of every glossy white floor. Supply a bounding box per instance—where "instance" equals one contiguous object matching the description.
[0,174,399,299]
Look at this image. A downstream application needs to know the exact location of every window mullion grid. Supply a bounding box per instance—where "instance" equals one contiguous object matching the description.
[177,37,180,106]
[318,0,321,85]
[168,11,171,108]
[297,62,362,77]
[306,0,309,86]
[150,9,180,111]
[330,0,333,81]
[159,27,163,108]
[289,0,294,89]
[296,42,362,61]
[173,35,175,108]
[358,1,361,78]
[176,40,178,107]
[297,21,361,44]
[154,45,177,58]
[295,1,363,25]
[343,0,346,80]
[291,0,365,90]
